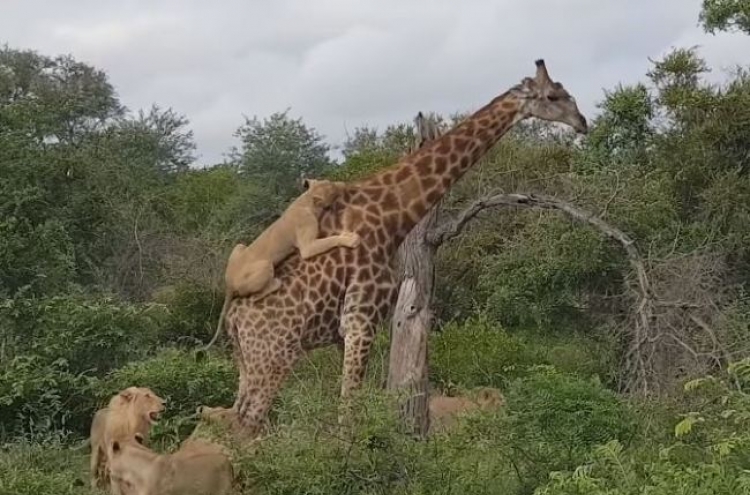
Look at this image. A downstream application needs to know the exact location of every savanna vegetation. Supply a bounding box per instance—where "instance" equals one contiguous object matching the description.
[3,2,750,494]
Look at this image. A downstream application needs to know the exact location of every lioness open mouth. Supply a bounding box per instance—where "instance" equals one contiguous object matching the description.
[148,411,160,423]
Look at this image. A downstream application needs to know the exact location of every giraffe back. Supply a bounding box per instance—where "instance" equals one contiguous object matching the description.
[227,186,397,350]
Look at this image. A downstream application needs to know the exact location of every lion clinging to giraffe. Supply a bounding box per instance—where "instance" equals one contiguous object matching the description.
[216,59,587,436]
[206,178,360,349]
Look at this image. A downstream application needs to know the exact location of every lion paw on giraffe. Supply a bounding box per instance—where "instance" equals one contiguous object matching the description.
[201,59,588,438]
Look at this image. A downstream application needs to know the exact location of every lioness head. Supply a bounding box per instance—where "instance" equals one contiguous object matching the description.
[111,386,166,425]
[302,178,346,210]
[197,405,237,425]
[475,387,504,409]
[429,387,504,432]
[109,436,153,494]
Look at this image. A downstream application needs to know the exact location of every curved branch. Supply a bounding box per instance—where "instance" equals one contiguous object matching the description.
[426,192,655,394]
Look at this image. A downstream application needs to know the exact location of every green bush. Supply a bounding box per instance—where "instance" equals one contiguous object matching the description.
[430,314,537,390]
[151,281,222,346]
[0,356,95,444]
[241,387,416,495]
[241,377,520,495]
[96,349,237,445]
[0,295,166,374]
[536,361,750,495]
[496,367,636,493]
[520,332,619,385]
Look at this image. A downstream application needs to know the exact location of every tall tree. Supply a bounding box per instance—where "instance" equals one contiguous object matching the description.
[230,110,334,204]
[700,0,750,34]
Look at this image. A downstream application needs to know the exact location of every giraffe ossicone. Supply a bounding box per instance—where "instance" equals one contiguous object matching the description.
[223,58,588,436]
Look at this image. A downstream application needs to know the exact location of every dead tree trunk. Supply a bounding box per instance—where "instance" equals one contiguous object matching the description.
[387,112,441,437]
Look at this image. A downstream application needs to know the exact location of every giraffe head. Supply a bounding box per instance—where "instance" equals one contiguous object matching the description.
[510,59,588,134]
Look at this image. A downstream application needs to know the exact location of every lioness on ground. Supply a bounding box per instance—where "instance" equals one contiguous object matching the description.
[428,387,504,433]
[109,435,234,495]
[206,178,360,349]
[182,405,242,448]
[89,386,166,491]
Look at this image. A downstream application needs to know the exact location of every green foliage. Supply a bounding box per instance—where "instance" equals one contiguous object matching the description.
[1,295,165,373]
[701,0,750,34]
[430,315,537,390]
[231,110,334,202]
[520,333,618,385]
[477,217,622,330]
[505,367,637,453]
[586,83,654,166]
[0,295,168,441]
[151,281,222,346]
[536,361,750,495]
[242,388,416,495]
[96,349,237,443]
[0,443,93,495]
[4,14,750,494]
[0,356,93,444]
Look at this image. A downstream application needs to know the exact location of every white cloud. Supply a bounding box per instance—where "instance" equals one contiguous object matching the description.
[2,0,750,164]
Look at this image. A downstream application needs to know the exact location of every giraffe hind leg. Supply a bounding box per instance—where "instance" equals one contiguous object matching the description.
[236,338,303,439]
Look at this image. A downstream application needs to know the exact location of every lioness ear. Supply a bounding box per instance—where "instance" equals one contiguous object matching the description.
[311,192,325,208]
[301,178,311,190]
[119,389,134,402]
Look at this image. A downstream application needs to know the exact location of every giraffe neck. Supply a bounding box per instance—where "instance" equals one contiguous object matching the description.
[359,91,524,242]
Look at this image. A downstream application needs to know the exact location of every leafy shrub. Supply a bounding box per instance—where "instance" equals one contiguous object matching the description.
[96,349,237,444]
[492,367,636,493]
[151,281,222,346]
[0,295,166,374]
[241,387,416,495]
[430,314,537,390]
[537,360,750,495]
[478,217,622,331]
[0,216,76,298]
[520,332,619,385]
[0,356,95,444]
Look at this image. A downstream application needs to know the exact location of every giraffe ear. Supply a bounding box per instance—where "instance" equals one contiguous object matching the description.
[516,77,537,96]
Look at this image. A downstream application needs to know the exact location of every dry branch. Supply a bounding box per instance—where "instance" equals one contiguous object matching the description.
[427,192,656,394]
[427,191,735,395]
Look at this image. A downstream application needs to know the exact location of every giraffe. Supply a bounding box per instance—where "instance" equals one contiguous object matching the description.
[224,59,588,435]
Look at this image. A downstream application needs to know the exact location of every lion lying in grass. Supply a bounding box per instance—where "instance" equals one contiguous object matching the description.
[89,386,165,491]
[109,434,234,495]
[429,387,504,433]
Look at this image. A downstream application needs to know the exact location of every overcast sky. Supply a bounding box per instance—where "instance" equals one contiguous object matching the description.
[3,0,750,165]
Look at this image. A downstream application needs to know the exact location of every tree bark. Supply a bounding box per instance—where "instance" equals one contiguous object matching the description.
[386,112,441,437]
[387,204,438,437]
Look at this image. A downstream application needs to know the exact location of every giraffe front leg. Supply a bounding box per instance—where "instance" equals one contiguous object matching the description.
[338,312,376,426]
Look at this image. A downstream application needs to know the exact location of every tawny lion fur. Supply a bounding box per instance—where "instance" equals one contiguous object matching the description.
[89,386,165,491]
[109,436,234,495]
[182,406,243,449]
[428,387,504,433]
[206,178,360,349]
